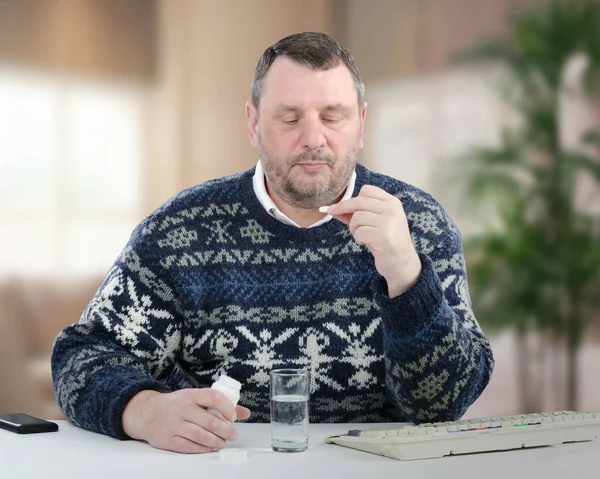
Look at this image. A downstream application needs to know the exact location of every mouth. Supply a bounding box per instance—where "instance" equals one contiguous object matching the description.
[294,162,328,173]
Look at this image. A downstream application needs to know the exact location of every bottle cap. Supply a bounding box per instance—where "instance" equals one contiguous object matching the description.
[216,375,242,390]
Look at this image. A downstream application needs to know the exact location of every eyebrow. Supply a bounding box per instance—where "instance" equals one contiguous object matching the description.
[322,103,351,113]
[273,105,302,115]
[273,103,353,115]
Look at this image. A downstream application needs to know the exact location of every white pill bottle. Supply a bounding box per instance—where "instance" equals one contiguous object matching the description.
[209,375,242,421]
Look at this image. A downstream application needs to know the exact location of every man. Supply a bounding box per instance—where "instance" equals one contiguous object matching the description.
[51,32,494,454]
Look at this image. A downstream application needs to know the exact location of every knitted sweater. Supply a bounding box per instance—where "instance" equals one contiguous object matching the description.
[51,164,494,440]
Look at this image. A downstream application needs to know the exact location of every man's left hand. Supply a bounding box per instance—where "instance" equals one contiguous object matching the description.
[323,185,421,298]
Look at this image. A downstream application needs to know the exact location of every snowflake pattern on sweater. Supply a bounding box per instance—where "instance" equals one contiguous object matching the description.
[51,164,494,439]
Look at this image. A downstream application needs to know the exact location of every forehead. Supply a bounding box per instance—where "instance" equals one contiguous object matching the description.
[259,57,357,111]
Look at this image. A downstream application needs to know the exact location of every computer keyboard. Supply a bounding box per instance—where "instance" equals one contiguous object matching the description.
[325,411,600,460]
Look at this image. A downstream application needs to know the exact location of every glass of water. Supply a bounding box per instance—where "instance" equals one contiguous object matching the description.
[269,368,310,452]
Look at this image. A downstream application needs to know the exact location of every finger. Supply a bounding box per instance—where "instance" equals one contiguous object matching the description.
[202,412,239,441]
[353,225,380,246]
[358,184,393,201]
[325,196,386,217]
[185,407,238,441]
[168,435,216,454]
[348,211,383,237]
[180,420,228,450]
[190,388,237,422]
[235,405,251,420]
[329,212,353,225]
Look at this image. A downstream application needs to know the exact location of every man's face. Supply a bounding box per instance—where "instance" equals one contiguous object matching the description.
[247,57,367,209]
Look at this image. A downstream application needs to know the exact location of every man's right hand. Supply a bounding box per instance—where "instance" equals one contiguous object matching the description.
[122,388,252,454]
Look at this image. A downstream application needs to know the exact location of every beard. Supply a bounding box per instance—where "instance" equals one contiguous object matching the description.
[258,135,360,209]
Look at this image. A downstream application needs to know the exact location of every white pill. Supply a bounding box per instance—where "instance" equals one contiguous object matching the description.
[218,448,248,462]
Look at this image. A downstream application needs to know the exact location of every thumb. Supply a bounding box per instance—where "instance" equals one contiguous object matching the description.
[235,405,251,421]
[319,205,352,225]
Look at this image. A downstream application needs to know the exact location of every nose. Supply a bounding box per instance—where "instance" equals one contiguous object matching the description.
[299,116,326,151]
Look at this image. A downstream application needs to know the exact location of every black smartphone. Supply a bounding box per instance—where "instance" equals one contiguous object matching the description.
[0,413,59,434]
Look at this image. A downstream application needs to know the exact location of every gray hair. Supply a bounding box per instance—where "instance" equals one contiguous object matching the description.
[250,32,365,109]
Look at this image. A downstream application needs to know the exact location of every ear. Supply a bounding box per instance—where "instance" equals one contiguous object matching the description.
[358,101,367,149]
[246,102,260,149]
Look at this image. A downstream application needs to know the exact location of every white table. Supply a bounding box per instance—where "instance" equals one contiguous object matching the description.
[1,421,599,479]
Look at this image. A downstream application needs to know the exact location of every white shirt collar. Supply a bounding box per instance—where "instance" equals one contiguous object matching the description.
[252,160,356,228]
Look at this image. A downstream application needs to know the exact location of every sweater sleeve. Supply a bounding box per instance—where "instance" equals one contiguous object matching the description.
[373,226,494,424]
[51,224,184,439]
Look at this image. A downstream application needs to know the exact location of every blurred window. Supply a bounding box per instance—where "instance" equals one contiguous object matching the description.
[0,68,147,278]
[375,68,501,190]
[371,67,502,235]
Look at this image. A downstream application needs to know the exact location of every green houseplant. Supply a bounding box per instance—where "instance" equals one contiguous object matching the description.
[453,0,600,411]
